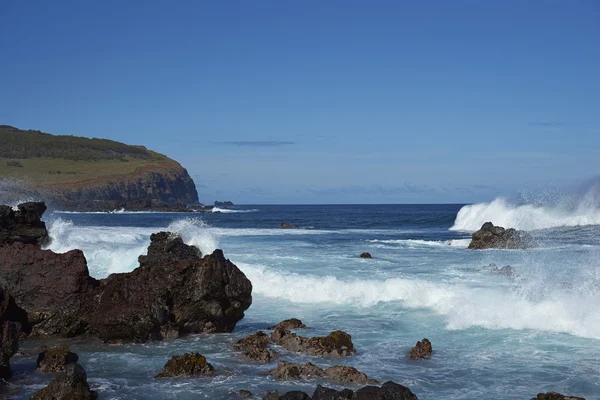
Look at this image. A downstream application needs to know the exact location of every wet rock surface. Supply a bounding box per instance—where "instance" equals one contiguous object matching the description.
[155,352,215,378]
[30,363,98,400]
[233,331,279,363]
[532,393,585,400]
[359,252,372,259]
[37,344,79,372]
[468,222,533,249]
[0,202,49,246]
[0,203,253,342]
[0,286,29,379]
[269,361,377,385]
[270,318,306,330]
[272,329,356,357]
[266,381,418,400]
[408,338,432,360]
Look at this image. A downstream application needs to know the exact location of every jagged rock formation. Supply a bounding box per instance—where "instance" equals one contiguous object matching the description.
[268,361,378,385]
[0,125,199,211]
[271,328,356,357]
[468,222,533,249]
[0,202,252,342]
[267,381,419,400]
[408,338,432,360]
[37,344,79,372]
[0,286,30,379]
[532,393,585,400]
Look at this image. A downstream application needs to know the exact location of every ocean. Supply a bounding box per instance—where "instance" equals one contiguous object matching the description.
[8,201,600,399]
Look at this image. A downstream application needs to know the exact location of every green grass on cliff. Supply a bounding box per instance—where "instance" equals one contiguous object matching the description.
[0,126,174,186]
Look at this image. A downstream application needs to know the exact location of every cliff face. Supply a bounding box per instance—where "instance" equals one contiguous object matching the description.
[40,161,199,211]
[0,126,199,211]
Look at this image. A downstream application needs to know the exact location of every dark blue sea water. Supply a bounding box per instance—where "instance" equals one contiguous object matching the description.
[8,202,600,399]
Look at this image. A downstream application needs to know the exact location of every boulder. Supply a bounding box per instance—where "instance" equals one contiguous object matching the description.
[233,331,279,363]
[359,252,372,259]
[279,392,311,400]
[468,222,533,249]
[270,318,306,330]
[0,204,253,342]
[37,344,79,372]
[155,352,215,378]
[0,202,49,246]
[354,381,418,400]
[532,393,585,400]
[324,365,378,385]
[88,234,253,342]
[312,385,355,399]
[272,328,356,357]
[0,286,29,379]
[30,363,98,400]
[408,338,432,360]
[269,361,325,380]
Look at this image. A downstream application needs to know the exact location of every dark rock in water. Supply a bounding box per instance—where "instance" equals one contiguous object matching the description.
[359,252,372,259]
[215,201,234,206]
[408,338,432,360]
[0,202,49,246]
[272,328,356,357]
[354,381,418,400]
[89,234,253,342]
[279,392,311,400]
[0,286,29,379]
[280,222,297,229]
[264,391,280,400]
[238,389,252,398]
[269,361,325,380]
[324,365,378,385]
[37,344,79,372]
[30,363,98,400]
[270,318,306,330]
[233,331,279,363]
[312,385,355,400]
[468,222,533,249]
[0,202,252,342]
[531,393,585,400]
[155,352,215,378]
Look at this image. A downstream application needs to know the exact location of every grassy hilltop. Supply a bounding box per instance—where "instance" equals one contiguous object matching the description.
[0,125,199,210]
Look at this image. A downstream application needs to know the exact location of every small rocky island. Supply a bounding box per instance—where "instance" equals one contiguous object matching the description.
[468,222,533,249]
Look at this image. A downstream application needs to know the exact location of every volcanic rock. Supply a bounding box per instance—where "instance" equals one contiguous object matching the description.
[272,328,356,357]
[0,203,253,342]
[531,393,585,400]
[233,331,279,363]
[0,202,49,246]
[408,338,432,360]
[324,365,378,385]
[0,286,29,379]
[87,232,253,342]
[359,252,372,259]
[354,381,418,400]
[155,352,215,378]
[312,385,355,400]
[30,363,98,400]
[269,361,377,385]
[468,222,533,249]
[270,318,306,330]
[37,344,79,372]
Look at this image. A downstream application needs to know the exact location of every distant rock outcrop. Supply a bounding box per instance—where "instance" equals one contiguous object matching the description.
[359,252,372,259]
[468,222,533,249]
[280,222,298,229]
[0,202,252,342]
[408,338,432,360]
[214,201,234,206]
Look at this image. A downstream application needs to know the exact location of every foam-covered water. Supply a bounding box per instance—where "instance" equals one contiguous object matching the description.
[10,203,600,399]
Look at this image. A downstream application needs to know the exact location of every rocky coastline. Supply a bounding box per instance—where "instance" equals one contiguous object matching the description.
[0,202,585,399]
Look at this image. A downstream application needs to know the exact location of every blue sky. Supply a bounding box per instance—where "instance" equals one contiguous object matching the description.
[1,1,599,204]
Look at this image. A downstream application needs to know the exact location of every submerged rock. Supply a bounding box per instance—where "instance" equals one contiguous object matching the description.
[233,331,279,363]
[0,203,253,342]
[270,318,306,330]
[269,361,325,380]
[37,344,79,372]
[359,252,372,259]
[531,393,585,400]
[468,222,533,249]
[280,222,298,229]
[408,338,432,360]
[272,328,356,357]
[30,363,98,400]
[155,352,215,378]
[0,286,29,379]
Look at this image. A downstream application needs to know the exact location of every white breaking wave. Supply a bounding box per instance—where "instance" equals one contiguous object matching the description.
[452,194,600,231]
[211,207,258,213]
[368,239,471,248]
[238,262,600,339]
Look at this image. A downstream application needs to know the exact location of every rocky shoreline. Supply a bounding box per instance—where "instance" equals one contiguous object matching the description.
[0,202,585,399]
